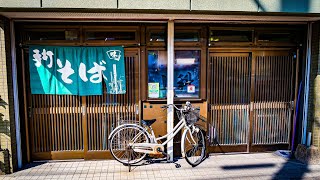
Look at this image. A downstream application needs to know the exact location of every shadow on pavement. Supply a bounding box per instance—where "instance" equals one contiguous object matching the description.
[19,161,47,171]
[221,163,275,170]
[272,158,309,179]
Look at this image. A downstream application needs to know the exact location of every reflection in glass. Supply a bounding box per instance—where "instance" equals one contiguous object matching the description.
[174,50,200,98]
[210,30,253,42]
[258,32,295,43]
[147,50,200,99]
[85,31,136,41]
[27,30,79,41]
[149,32,165,42]
[148,51,167,98]
[175,32,199,42]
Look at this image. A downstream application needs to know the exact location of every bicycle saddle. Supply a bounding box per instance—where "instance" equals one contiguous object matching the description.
[141,119,156,126]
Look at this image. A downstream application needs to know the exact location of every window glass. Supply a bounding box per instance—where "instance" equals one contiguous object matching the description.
[85,31,136,41]
[210,30,253,42]
[148,51,167,99]
[174,50,200,98]
[27,30,79,41]
[147,50,200,99]
[258,32,295,43]
[175,31,199,42]
[149,32,165,42]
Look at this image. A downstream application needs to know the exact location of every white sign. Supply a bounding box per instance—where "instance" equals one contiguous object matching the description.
[187,85,195,93]
[148,83,160,98]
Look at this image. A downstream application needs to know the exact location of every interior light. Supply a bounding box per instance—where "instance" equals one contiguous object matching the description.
[176,58,195,65]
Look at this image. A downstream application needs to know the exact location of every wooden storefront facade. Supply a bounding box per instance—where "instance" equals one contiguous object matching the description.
[15,22,305,162]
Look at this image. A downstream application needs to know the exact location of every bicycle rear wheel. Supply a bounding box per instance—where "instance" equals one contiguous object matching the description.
[109,125,150,165]
[182,126,206,167]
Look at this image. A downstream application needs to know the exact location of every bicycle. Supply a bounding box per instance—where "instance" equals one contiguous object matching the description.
[108,102,206,167]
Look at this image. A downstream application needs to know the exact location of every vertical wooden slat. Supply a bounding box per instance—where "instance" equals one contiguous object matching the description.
[53,95,57,151]
[72,96,75,150]
[98,94,102,151]
[47,96,51,151]
[57,95,61,150]
[33,95,36,152]
[32,96,37,152]
[64,96,68,150]
[63,95,67,150]
[68,95,71,150]
[44,95,48,152]
[82,96,88,157]
[49,95,53,151]
[79,96,83,150]
[98,95,101,150]
[73,97,76,150]
[93,96,96,150]
[38,95,42,152]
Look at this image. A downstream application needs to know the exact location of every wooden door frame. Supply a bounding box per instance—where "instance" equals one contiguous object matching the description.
[207,47,299,153]
[249,48,297,152]
[207,48,252,153]
[20,48,31,162]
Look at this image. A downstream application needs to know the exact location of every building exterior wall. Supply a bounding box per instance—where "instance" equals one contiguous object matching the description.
[0,16,16,174]
[0,0,40,8]
[1,0,320,13]
[119,0,189,10]
[310,22,320,147]
[42,0,117,9]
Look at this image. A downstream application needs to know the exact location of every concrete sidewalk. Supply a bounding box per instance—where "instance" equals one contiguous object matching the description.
[1,153,319,180]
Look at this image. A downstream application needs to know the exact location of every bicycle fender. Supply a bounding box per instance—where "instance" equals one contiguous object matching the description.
[181,129,188,158]
[181,126,205,158]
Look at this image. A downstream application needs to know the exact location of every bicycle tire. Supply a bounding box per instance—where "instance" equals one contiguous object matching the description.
[108,124,150,165]
[182,126,206,167]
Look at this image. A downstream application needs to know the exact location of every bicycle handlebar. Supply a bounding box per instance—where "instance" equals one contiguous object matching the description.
[161,102,206,123]
[160,102,193,112]
[160,104,180,110]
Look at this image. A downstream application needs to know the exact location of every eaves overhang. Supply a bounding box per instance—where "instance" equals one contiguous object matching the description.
[1,10,320,23]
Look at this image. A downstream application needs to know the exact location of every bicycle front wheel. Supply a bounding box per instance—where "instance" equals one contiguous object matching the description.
[109,125,150,165]
[182,126,206,167]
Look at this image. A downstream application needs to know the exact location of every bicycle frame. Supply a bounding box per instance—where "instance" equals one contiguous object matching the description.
[152,116,187,145]
[130,112,198,157]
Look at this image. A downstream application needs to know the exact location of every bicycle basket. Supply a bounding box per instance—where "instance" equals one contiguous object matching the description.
[185,108,200,124]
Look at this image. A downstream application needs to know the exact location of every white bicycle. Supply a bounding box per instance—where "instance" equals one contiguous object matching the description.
[108,102,206,167]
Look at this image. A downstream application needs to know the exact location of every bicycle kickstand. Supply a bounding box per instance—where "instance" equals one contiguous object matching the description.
[157,148,172,163]
[127,147,131,172]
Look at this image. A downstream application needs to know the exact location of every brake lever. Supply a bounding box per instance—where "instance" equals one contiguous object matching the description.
[160,105,168,111]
